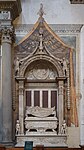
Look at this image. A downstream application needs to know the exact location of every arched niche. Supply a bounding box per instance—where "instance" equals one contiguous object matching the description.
[20,55,63,77]
[24,59,59,111]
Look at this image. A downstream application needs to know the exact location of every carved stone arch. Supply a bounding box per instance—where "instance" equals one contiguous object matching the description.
[20,55,63,77]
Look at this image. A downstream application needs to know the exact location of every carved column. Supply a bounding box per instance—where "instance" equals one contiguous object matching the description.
[0,0,22,146]
[17,78,25,135]
[58,80,64,134]
[1,27,14,145]
[56,77,65,134]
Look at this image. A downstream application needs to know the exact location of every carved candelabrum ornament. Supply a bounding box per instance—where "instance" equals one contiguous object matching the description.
[58,86,64,95]
[19,81,24,95]
[18,79,25,135]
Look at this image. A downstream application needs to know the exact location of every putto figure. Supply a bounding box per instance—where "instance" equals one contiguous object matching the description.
[61,120,67,134]
[16,120,20,135]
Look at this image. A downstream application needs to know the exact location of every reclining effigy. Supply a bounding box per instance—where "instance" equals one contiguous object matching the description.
[25,106,58,134]
[25,106,56,117]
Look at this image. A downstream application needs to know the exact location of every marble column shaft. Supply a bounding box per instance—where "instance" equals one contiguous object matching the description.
[1,28,13,145]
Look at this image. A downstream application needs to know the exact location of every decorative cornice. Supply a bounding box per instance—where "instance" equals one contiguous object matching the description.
[0,0,22,21]
[50,24,83,33]
[70,0,84,4]
[15,24,83,35]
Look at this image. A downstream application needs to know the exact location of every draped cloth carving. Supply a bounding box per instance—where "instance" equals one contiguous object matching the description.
[70,49,78,127]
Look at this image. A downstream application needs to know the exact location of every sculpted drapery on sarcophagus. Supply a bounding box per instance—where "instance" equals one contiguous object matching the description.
[14,3,78,147]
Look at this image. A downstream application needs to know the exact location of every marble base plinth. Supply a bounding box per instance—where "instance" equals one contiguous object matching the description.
[15,133,67,147]
[1,141,14,147]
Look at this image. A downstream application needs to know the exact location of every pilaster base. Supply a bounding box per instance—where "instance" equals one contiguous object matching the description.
[1,141,14,147]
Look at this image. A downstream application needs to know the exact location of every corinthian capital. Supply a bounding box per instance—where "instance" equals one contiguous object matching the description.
[1,26,14,42]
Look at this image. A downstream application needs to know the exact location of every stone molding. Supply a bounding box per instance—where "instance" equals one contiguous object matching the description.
[70,0,84,4]
[15,24,83,35]
[0,0,22,21]
[16,134,67,147]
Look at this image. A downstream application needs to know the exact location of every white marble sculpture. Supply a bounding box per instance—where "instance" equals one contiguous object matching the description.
[16,120,20,135]
[25,106,58,134]
[61,57,68,76]
[61,120,67,134]
[14,57,23,76]
[25,106,56,117]
[14,57,20,76]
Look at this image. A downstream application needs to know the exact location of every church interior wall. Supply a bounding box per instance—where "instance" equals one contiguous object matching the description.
[14,0,84,25]
[80,26,84,146]
[0,0,84,148]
